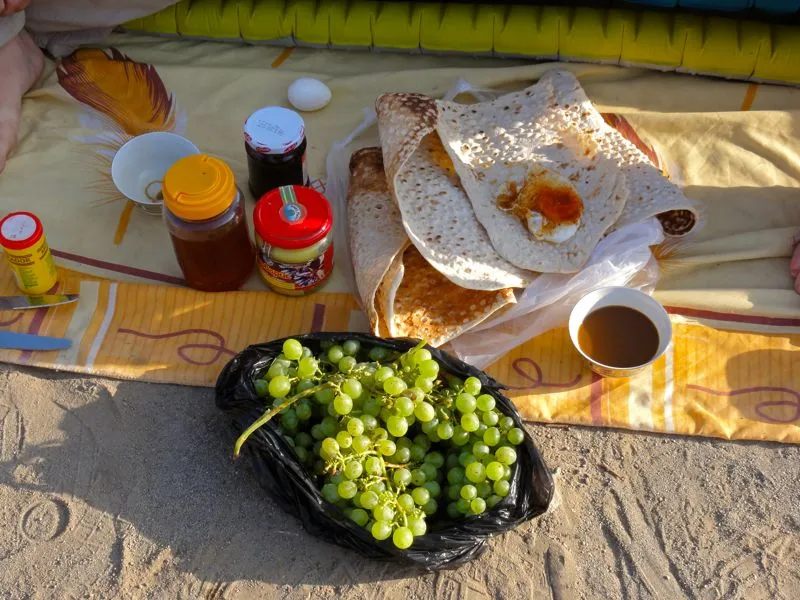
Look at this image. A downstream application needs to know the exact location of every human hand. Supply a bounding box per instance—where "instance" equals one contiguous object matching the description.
[0,30,44,174]
[0,0,32,17]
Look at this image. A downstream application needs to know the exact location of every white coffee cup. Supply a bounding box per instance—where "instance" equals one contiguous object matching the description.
[111,132,200,216]
[569,287,673,378]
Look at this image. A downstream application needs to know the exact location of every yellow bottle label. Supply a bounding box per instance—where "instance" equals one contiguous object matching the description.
[3,235,58,295]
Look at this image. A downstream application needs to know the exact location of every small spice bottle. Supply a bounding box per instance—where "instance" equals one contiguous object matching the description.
[244,106,310,199]
[253,185,333,296]
[162,154,255,292]
[0,211,58,295]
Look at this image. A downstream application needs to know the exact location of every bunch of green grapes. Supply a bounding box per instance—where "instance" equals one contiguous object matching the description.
[235,338,524,550]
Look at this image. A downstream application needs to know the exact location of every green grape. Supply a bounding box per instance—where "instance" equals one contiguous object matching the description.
[409,445,426,463]
[378,439,396,457]
[455,393,477,414]
[394,396,415,417]
[352,435,371,453]
[476,394,496,412]
[423,499,438,516]
[423,481,441,498]
[397,493,415,512]
[496,446,517,465]
[503,465,512,479]
[338,481,357,499]
[447,485,460,501]
[266,362,287,379]
[295,432,312,448]
[294,447,309,463]
[437,422,454,440]
[499,416,514,431]
[418,359,439,379]
[383,377,407,396]
[465,462,486,483]
[296,379,315,394]
[482,411,499,426]
[486,495,502,509]
[408,517,427,536]
[311,424,325,440]
[447,502,461,519]
[447,467,465,485]
[327,345,344,363]
[368,346,389,362]
[480,453,494,466]
[315,387,335,404]
[445,453,460,469]
[456,498,471,514]
[463,376,482,396]
[486,461,505,481]
[415,376,435,393]
[301,346,313,358]
[268,376,291,398]
[360,398,380,417]
[428,430,441,443]
[508,427,525,445]
[368,481,386,494]
[321,438,339,458]
[327,403,339,417]
[493,480,510,497]
[281,411,298,431]
[374,366,394,383]
[476,481,492,498]
[296,400,312,421]
[420,464,437,483]
[461,413,480,432]
[282,339,303,360]
[338,356,357,373]
[373,504,395,523]
[342,378,363,399]
[365,456,382,476]
[360,491,379,510]
[371,427,388,441]
[406,388,425,403]
[347,417,365,436]
[396,437,413,449]
[393,468,412,487]
[321,483,339,503]
[254,379,269,398]
[460,484,477,500]
[413,434,431,451]
[342,339,360,356]
[319,340,334,351]
[333,393,353,415]
[393,447,411,463]
[452,427,470,446]
[411,469,427,486]
[336,431,353,449]
[361,414,378,430]
[424,451,444,468]
[387,416,409,437]
[379,407,393,423]
[414,402,436,423]
[344,461,363,480]
[329,472,344,485]
[371,521,392,541]
[412,487,430,506]
[473,443,490,459]
[392,527,414,550]
[459,452,477,467]
[411,348,432,365]
[448,376,464,391]
[349,508,369,526]
[483,427,501,447]
[476,423,488,435]
[470,497,486,515]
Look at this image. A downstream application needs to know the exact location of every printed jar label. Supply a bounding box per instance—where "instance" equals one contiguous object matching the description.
[258,243,334,295]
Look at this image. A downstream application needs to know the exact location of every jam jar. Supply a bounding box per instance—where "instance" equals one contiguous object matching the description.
[244,106,310,199]
[253,185,333,296]
[162,154,255,292]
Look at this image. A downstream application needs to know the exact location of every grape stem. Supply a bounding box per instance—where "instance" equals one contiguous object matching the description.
[233,383,333,459]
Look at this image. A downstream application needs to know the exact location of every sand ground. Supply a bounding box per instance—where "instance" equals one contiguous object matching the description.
[0,364,798,599]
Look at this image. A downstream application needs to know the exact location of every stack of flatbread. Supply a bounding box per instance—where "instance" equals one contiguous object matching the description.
[347,70,699,347]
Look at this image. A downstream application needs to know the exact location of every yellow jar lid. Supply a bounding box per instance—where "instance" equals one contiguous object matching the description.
[162,154,236,221]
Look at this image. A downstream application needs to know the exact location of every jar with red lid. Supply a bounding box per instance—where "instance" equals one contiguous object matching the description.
[253,185,333,296]
[244,106,310,199]
[162,154,255,292]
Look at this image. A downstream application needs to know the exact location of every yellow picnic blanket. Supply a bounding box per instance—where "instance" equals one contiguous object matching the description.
[0,33,799,443]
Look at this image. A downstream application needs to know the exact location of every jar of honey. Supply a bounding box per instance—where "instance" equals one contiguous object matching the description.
[244,106,310,199]
[253,185,333,296]
[162,154,255,292]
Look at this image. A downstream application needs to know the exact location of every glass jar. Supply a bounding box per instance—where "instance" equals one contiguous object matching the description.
[253,185,333,296]
[244,106,310,199]
[162,154,255,292]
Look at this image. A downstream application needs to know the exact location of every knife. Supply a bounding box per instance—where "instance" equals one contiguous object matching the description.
[0,294,79,311]
[0,331,72,351]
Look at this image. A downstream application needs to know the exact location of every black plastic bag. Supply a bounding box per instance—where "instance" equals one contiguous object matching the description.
[215,332,554,571]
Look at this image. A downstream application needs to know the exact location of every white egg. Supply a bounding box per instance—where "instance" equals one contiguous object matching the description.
[287,77,332,112]
[526,211,579,244]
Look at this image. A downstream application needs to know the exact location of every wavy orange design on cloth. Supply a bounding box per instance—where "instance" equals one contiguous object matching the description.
[601,112,665,176]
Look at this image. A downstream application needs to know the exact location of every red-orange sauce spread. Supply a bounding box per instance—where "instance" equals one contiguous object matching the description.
[497,170,584,232]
